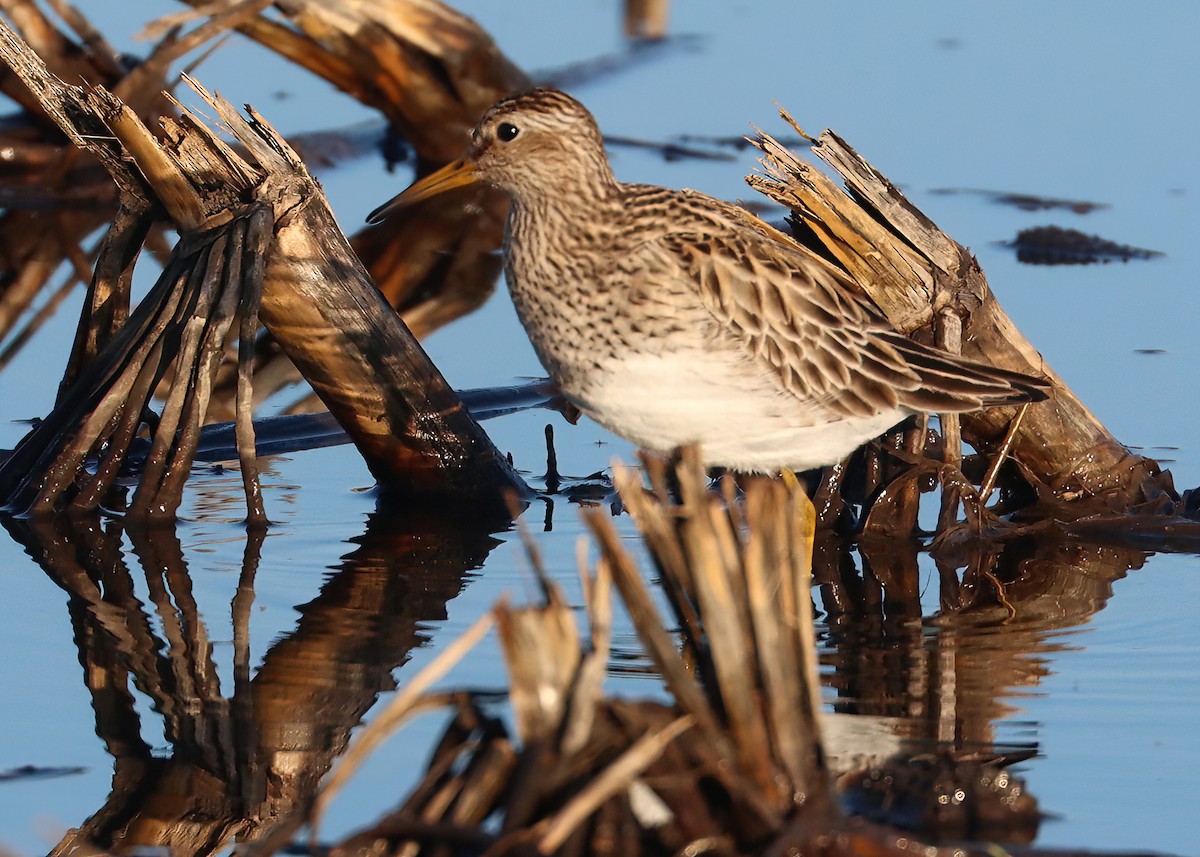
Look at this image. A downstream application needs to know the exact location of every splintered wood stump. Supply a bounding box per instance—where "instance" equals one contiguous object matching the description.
[750,125,1170,511]
[258,194,519,494]
[0,0,276,349]
[186,92,525,503]
[0,20,525,516]
[171,0,531,413]
[170,0,530,163]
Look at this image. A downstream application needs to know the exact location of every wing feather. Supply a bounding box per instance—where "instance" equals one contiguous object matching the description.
[623,199,1047,418]
[632,225,917,419]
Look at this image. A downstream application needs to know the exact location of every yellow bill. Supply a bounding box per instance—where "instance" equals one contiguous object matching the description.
[365,159,479,224]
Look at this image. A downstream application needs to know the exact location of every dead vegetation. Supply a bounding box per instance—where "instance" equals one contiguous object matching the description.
[226,451,1149,857]
[748,120,1198,545]
[0,9,524,519]
[180,0,533,413]
[0,0,531,417]
[0,0,1193,537]
[0,0,274,354]
[5,445,1161,856]
[0,3,1193,855]
[293,452,835,857]
[1002,225,1163,265]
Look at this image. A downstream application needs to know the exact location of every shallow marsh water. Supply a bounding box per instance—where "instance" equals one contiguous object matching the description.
[0,1,1198,854]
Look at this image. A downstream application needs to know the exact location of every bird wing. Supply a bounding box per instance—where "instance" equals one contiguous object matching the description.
[625,195,1047,417]
[626,219,919,419]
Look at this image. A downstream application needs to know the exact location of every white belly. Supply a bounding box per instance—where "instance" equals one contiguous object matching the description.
[567,351,908,473]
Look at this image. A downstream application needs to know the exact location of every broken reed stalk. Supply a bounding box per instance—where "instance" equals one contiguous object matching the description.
[164,0,529,164]
[0,208,270,521]
[299,454,1148,855]
[593,448,829,811]
[0,14,270,520]
[0,20,526,517]
[173,0,531,411]
[288,448,857,857]
[748,120,1168,510]
[0,0,267,354]
[58,199,154,395]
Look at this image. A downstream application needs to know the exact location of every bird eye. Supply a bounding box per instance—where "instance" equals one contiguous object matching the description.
[496,122,520,142]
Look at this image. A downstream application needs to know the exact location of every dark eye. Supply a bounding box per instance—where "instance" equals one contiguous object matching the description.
[496,122,520,142]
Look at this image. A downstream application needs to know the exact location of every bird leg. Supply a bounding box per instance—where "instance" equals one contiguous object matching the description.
[978,403,1031,507]
[935,303,966,532]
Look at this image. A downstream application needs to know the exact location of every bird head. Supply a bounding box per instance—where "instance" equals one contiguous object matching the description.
[366,88,613,224]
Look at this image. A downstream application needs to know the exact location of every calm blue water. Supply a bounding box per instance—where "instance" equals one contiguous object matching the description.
[0,2,1197,854]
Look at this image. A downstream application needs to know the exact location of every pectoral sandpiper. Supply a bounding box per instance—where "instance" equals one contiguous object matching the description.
[368,88,1048,472]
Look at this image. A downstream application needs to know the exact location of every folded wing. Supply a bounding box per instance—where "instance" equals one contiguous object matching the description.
[633,210,1048,418]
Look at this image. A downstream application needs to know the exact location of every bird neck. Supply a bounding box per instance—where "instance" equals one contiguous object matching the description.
[507,184,621,260]
[503,148,621,217]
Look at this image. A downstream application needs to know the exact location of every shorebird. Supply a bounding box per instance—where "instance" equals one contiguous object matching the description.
[368,89,1048,472]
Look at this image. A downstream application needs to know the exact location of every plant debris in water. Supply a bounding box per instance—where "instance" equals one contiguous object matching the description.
[228,450,1170,856]
[0,3,1194,856]
[679,132,811,151]
[1002,225,1164,265]
[605,132,738,162]
[0,764,87,782]
[929,187,1108,214]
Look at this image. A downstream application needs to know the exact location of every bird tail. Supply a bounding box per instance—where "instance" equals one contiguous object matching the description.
[882,332,1051,413]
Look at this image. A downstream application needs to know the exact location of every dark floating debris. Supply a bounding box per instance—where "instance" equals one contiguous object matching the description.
[1134,348,1167,355]
[1004,226,1164,265]
[605,133,737,162]
[0,764,87,782]
[678,132,812,151]
[930,187,1108,214]
[606,133,811,164]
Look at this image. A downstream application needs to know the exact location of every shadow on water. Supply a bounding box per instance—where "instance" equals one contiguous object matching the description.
[1,500,510,856]
[0,493,1157,852]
